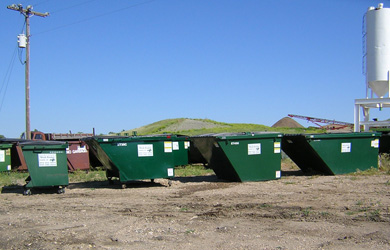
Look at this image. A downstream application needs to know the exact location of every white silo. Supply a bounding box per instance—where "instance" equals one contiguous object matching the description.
[355,3,390,132]
[365,3,390,98]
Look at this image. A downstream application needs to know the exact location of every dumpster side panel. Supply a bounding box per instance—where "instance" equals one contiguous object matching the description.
[310,137,379,174]
[0,144,12,172]
[84,138,116,170]
[22,144,69,188]
[99,140,175,181]
[281,136,332,174]
[172,139,190,166]
[209,144,240,181]
[218,137,282,181]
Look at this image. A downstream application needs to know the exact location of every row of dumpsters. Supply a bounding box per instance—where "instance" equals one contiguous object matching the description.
[0,132,389,195]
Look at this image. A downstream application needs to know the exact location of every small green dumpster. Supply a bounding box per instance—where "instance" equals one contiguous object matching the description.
[20,141,69,195]
[191,132,283,182]
[84,135,177,186]
[0,143,12,172]
[282,133,380,175]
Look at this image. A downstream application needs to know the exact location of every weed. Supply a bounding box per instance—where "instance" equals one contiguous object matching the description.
[320,211,330,217]
[358,207,368,212]
[355,200,363,206]
[349,176,359,181]
[350,167,380,176]
[379,154,390,174]
[301,207,312,217]
[366,209,381,221]
[185,229,195,234]
[259,203,272,208]
[284,181,296,185]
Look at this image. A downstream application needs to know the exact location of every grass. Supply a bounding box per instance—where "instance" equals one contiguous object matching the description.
[117,118,325,136]
[175,164,214,177]
[0,171,29,188]
[68,169,107,183]
[0,165,214,191]
[349,153,390,176]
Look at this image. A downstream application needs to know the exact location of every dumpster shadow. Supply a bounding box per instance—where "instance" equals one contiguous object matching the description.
[173,174,223,183]
[1,185,64,195]
[282,169,328,177]
[1,185,24,194]
[69,180,166,190]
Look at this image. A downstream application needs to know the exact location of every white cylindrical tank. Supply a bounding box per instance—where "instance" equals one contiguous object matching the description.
[365,3,390,98]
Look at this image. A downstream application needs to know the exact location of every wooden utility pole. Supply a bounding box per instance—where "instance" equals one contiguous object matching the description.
[7,4,49,140]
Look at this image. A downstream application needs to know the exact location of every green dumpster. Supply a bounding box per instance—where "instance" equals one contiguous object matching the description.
[20,141,69,195]
[84,135,177,186]
[282,133,380,175]
[0,143,12,172]
[191,132,283,182]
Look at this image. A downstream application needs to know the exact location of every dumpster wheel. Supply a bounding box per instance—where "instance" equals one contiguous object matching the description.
[121,183,127,189]
[23,188,32,196]
[57,186,66,194]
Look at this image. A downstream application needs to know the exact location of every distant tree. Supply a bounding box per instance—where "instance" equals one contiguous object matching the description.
[0,134,4,139]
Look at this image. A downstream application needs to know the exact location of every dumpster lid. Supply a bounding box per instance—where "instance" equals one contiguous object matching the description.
[0,138,28,144]
[193,132,282,139]
[284,132,381,139]
[19,140,67,146]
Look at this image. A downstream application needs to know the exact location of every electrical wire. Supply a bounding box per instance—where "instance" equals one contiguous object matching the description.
[18,47,26,65]
[33,0,52,7]
[33,0,157,36]
[50,0,99,14]
[0,46,18,114]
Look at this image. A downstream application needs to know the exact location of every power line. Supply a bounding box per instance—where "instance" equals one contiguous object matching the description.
[7,4,49,140]
[50,0,99,14]
[33,0,157,36]
[0,46,18,114]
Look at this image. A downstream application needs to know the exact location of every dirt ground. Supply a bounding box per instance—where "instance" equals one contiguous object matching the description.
[1,168,390,250]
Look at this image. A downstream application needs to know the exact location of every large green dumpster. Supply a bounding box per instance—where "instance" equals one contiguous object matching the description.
[84,135,178,186]
[282,133,380,175]
[136,134,190,166]
[0,143,12,172]
[20,141,69,195]
[191,132,283,182]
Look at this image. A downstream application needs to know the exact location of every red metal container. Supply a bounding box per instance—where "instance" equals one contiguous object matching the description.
[66,140,90,171]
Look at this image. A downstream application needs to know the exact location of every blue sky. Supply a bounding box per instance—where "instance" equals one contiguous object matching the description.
[1,0,389,137]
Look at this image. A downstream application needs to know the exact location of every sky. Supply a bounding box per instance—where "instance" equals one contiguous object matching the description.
[1,0,389,137]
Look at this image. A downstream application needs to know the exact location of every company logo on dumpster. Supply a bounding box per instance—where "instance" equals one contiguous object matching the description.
[138,144,153,157]
[38,153,57,167]
[66,146,88,154]
[248,143,261,155]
